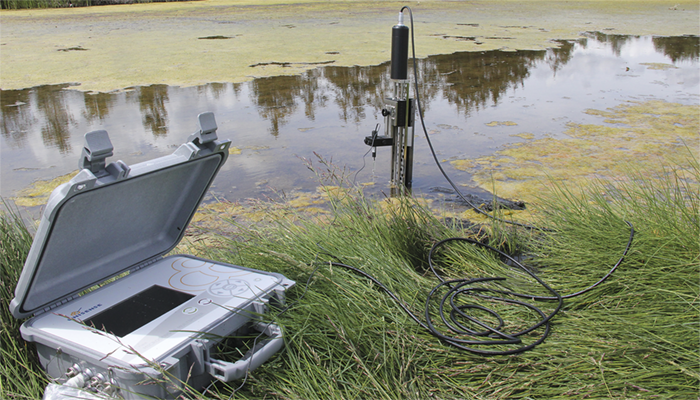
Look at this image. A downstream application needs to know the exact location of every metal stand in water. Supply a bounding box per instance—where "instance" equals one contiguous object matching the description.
[364,11,415,194]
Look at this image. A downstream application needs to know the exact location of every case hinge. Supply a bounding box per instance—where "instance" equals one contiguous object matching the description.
[131,257,161,273]
[37,294,78,317]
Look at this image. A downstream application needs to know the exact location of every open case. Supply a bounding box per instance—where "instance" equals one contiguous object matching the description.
[10,112,295,399]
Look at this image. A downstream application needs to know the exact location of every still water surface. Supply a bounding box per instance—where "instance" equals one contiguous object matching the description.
[1,33,698,206]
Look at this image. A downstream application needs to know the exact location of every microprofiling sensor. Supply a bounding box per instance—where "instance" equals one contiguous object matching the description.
[10,112,295,399]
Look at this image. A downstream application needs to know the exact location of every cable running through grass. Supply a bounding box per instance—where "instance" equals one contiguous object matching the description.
[316,219,633,355]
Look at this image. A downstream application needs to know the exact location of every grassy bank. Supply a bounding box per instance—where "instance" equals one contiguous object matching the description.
[1,150,698,398]
[209,155,699,399]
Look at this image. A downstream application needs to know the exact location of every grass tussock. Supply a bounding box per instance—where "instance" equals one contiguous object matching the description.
[1,152,698,399]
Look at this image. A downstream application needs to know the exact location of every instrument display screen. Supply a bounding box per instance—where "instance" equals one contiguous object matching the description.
[84,285,194,337]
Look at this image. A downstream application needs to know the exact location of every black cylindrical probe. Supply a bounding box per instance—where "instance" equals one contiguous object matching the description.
[390,13,409,80]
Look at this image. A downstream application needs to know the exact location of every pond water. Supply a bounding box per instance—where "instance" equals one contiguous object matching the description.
[1,33,698,208]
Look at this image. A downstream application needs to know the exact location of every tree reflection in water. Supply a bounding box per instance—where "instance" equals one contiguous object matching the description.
[83,92,114,124]
[652,35,699,62]
[132,85,170,137]
[0,35,590,149]
[0,33,697,199]
[35,85,75,153]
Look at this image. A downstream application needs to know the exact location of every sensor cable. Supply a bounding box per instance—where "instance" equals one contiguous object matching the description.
[315,218,633,355]
[400,6,546,231]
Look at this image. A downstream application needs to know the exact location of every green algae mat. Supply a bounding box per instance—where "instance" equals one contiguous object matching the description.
[1,0,698,92]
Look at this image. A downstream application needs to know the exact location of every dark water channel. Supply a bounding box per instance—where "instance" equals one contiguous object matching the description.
[1,33,698,208]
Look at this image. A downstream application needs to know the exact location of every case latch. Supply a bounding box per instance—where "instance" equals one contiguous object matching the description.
[79,130,130,180]
[188,112,218,145]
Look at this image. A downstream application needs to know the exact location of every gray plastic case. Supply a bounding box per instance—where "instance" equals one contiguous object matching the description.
[10,113,294,399]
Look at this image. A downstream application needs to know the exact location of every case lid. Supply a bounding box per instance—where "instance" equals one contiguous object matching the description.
[10,112,231,319]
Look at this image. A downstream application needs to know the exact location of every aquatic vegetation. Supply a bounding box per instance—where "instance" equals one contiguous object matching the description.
[510,132,535,139]
[640,62,679,70]
[1,0,698,92]
[12,171,75,207]
[485,120,518,127]
[464,100,699,203]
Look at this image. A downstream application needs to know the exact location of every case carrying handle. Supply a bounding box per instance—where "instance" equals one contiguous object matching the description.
[205,322,284,382]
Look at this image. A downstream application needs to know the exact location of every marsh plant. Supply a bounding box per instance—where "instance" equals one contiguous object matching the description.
[1,152,698,399]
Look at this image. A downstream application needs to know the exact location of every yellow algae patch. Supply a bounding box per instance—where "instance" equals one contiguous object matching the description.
[196,195,317,228]
[1,0,698,92]
[287,191,326,208]
[450,159,476,171]
[455,209,491,225]
[639,62,679,70]
[511,132,535,139]
[245,145,271,151]
[228,146,271,155]
[189,185,337,235]
[470,100,700,203]
[317,185,353,201]
[12,171,76,207]
[485,121,518,127]
[189,200,263,229]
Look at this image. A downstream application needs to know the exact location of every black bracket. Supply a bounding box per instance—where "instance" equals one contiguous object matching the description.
[364,130,393,147]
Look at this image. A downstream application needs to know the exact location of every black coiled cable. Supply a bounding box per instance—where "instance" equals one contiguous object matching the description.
[321,220,633,355]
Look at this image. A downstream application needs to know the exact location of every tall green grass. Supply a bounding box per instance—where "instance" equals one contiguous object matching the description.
[0,205,48,398]
[216,156,698,399]
[1,154,697,399]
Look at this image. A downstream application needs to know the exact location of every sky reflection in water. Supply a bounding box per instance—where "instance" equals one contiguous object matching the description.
[1,33,698,204]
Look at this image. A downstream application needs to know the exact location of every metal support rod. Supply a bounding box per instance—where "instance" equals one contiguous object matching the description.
[363,10,415,196]
[388,81,414,195]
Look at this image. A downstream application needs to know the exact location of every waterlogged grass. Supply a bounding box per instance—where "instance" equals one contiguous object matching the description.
[1,155,698,398]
